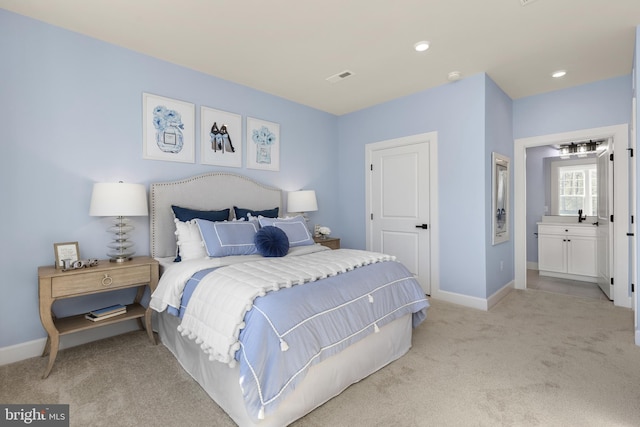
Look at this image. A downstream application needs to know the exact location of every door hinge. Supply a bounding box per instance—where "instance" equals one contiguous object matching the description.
[370,213,373,220]
[370,164,373,171]
[627,233,635,236]
[632,215,635,224]
[632,283,635,293]
[610,214,614,222]
[611,277,614,285]
[610,153,614,161]
[628,148,634,157]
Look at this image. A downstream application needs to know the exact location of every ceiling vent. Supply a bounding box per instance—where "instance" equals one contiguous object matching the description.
[520,0,539,5]
[326,70,354,83]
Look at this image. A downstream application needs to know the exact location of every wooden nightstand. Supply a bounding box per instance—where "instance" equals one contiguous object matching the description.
[314,236,340,249]
[38,256,159,378]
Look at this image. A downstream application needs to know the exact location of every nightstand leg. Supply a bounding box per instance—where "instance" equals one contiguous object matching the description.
[41,336,51,357]
[42,335,59,379]
[144,308,156,344]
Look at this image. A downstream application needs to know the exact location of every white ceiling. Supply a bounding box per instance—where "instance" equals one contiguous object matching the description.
[2,0,639,115]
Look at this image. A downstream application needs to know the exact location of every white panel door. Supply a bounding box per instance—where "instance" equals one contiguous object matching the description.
[371,142,430,294]
[597,141,613,299]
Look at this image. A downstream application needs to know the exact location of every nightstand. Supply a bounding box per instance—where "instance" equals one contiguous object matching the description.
[38,256,159,378]
[314,236,340,249]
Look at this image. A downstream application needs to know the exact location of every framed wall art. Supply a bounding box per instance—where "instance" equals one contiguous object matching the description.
[246,117,280,171]
[200,106,242,168]
[54,241,79,269]
[142,93,195,163]
[492,152,510,245]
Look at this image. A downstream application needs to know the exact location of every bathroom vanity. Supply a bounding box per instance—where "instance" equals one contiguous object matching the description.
[537,220,598,282]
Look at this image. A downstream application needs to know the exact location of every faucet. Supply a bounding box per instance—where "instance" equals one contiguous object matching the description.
[578,209,586,223]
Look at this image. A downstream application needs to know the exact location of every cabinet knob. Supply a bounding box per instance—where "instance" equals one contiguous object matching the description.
[101,274,113,287]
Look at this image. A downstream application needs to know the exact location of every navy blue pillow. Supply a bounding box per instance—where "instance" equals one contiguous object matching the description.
[234,206,279,221]
[172,205,230,222]
[255,226,289,257]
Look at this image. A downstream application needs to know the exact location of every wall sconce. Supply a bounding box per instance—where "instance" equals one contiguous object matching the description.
[89,182,148,262]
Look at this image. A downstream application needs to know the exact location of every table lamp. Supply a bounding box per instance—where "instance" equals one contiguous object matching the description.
[89,182,148,262]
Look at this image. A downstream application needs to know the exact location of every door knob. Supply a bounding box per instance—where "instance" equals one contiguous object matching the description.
[415,224,428,229]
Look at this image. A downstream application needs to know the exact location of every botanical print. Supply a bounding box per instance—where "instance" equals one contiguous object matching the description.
[143,93,195,163]
[153,105,184,153]
[200,106,242,167]
[246,117,280,171]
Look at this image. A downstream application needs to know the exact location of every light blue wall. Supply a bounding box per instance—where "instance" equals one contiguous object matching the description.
[525,146,557,264]
[484,76,514,297]
[337,74,488,298]
[513,75,631,139]
[0,10,339,348]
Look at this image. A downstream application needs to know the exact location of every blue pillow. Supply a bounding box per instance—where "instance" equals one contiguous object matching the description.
[234,206,279,221]
[255,226,289,257]
[172,205,230,222]
[195,219,258,257]
[258,215,314,247]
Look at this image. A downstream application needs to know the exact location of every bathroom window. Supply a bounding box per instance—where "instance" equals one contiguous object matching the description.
[553,161,597,216]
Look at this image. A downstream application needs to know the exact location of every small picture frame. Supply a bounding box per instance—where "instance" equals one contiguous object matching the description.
[54,242,80,269]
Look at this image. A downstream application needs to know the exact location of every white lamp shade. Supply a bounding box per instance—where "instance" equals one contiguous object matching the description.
[287,190,318,213]
[89,182,148,217]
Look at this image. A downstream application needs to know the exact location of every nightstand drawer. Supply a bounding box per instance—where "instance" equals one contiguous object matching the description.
[51,265,150,297]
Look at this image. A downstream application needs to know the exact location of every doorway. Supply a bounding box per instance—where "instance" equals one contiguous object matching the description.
[514,124,632,309]
[365,131,440,296]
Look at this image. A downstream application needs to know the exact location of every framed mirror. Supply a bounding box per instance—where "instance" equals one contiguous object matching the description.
[492,152,510,245]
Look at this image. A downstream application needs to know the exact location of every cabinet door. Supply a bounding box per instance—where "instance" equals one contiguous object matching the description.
[538,234,566,273]
[567,236,597,277]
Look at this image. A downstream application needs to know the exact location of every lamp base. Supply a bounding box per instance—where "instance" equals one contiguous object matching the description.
[109,256,132,263]
[106,216,136,263]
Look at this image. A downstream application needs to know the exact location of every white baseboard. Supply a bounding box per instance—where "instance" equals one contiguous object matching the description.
[430,288,489,311]
[431,280,514,311]
[487,280,515,309]
[0,320,141,366]
[527,261,538,270]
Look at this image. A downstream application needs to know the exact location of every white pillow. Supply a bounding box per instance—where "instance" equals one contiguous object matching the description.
[174,219,207,260]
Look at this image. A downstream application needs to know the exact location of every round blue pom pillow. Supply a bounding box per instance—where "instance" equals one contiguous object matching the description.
[255,226,290,257]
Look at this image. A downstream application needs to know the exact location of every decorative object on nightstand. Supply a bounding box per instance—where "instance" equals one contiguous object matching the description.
[89,182,148,262]
[37,256,159,378]
[287,190,318,229]
[313,236,340,250]
[318,226,331,239]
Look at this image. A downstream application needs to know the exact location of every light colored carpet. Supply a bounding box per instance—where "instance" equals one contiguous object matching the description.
[2,289,639,426]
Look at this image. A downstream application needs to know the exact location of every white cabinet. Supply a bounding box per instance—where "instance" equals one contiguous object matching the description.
[537,224,597,282]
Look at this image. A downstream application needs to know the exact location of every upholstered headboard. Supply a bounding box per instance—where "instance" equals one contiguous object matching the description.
[150,172,283,259]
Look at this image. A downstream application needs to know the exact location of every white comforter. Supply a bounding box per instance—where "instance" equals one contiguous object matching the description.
[150,247,396,366]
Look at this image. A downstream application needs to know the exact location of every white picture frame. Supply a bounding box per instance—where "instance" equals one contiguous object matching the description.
[246,117,280,171]
[142,93,195,163]
[200,106,242,168]
[492,152,510,245]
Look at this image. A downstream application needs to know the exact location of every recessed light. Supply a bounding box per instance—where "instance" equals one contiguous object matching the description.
[552,70,567,78]
[414,41,430,52]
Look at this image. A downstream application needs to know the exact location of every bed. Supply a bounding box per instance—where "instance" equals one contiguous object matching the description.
[148,172,429,426]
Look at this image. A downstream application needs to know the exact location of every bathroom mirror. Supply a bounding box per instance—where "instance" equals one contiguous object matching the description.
[492,152,510,245]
